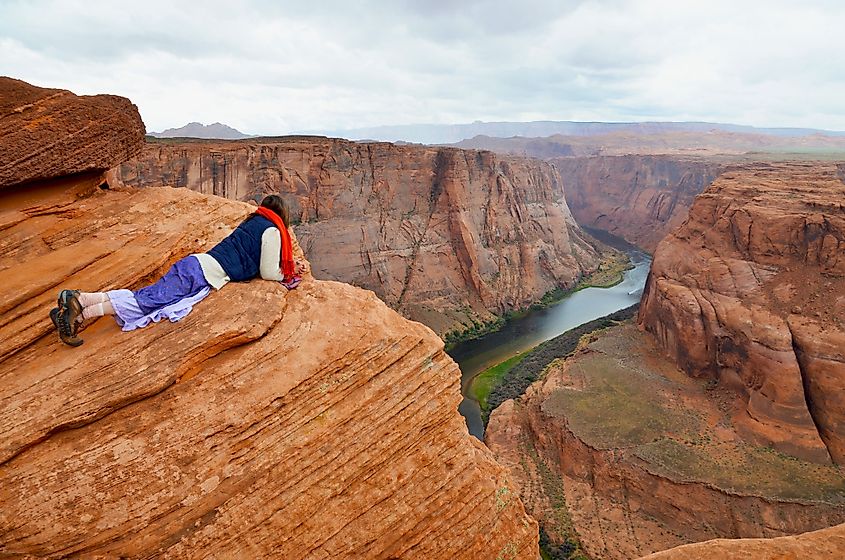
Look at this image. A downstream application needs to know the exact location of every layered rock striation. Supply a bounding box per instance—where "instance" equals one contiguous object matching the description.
[555,155,726,252]
[639,162,845,464]
[118,139,603,335]
[0,78,539,559]
[0,76,145,189]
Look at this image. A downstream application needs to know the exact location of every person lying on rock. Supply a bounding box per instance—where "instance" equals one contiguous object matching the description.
[52,194,305,347]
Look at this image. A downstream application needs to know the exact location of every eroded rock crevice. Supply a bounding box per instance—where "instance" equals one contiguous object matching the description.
[789,324,833,463]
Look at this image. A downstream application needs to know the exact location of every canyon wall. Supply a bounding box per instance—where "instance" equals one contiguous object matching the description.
[486,323,845,560]
[118,139,602,335]
[555,155,726,252]
[0,79,539,559]
[639,162,845,464]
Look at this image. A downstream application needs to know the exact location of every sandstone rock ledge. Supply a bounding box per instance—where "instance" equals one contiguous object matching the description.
[0,76,145,189]
[640,521,845,559]
[0,176,538,558]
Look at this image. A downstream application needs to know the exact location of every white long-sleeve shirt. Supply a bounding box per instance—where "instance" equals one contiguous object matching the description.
[193,227,284,290]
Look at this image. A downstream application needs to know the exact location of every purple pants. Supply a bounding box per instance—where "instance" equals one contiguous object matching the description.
[134,255,210,315]
[107,255,212,332]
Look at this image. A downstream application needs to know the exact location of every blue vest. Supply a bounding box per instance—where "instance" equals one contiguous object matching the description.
[207,215,274,282]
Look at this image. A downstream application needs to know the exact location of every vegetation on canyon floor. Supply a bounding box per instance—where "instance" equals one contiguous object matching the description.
[475,304,639,425]
[521,437,589,560]
[521,250,632,316]
[442,313,506,349]
[552,325,845,503]
[636,437,845,502]
[469,350,530,410]
[570,250,633,290]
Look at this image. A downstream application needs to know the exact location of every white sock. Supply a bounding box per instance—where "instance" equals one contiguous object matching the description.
[79,292,108,307]
[81,301,114,321]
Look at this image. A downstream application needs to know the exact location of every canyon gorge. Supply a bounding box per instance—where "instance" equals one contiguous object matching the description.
[458,131,845,254]
[117,139,606,337]
[0,78,539,558]
[456,135,731,252]
[3,75,844,560]
[485,162,845,558]
[554,155,726,252]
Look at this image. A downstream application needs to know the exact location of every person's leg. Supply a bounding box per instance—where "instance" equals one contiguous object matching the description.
[81,298,115,321]
[76,292,114,322]
[133,256,208,315]
[78,292,109,308]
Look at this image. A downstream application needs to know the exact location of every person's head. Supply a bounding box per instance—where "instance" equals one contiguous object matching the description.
[259,194,290,226]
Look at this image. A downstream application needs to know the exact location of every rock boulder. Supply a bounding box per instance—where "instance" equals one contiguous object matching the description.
[0,77,145,189]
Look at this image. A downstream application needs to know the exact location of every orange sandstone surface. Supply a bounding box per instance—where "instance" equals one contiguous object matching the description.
[0,79,539,558]
[117,138,603,336]
[640,521,845,559]
[0,76,145,189]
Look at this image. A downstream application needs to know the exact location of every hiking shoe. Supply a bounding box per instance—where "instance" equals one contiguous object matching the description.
[57,289,80,313]
[52,306,83,347]
[56,290,84,347]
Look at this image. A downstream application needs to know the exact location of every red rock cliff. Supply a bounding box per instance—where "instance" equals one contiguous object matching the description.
[485,161,845,559]
[639,162,845,464]
[118,139,602,335]
[555,155,725,251]
[0,79,539,558]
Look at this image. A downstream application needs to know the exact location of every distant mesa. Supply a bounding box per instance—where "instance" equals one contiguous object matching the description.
[302,119,845,145]
[148,122,253,140]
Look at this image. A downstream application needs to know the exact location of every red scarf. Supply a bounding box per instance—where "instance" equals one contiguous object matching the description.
[255,206,296,280]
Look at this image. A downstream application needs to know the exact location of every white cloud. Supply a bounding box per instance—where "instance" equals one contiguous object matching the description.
[1,0,843,134]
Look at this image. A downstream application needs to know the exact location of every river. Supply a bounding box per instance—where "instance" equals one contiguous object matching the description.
[449,249,652,439]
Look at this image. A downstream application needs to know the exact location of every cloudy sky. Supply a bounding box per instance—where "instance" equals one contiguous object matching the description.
[1,0,843,134]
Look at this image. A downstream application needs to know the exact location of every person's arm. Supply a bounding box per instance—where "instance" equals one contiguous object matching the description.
[259,227,285,281]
